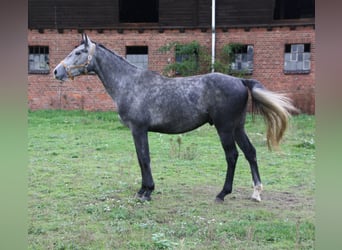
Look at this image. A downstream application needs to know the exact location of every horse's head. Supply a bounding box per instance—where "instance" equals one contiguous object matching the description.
[53,33,96,81]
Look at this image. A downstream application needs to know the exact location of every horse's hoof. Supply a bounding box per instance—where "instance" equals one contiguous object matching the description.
[135,193,143,199]
[141,196,151,202]
[136,193,151,202]
[251,184,263,202]
[251,195,261,202]
[215,197,224,203]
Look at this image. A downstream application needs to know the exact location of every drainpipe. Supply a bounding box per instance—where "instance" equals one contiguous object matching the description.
[211,0,216,72]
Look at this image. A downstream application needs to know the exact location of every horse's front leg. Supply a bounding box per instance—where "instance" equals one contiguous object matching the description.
[131,128,155,201]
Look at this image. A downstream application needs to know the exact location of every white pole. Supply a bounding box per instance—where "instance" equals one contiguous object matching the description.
[211,0,216,72]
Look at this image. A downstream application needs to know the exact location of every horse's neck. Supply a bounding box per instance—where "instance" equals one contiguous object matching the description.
[94,45,140,100]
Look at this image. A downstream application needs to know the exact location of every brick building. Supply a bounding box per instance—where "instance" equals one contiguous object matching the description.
[28,0,315,113]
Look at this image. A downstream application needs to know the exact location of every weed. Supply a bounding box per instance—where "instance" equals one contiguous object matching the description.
[295,138,315,149]
[169,136,197,160]
[152,233,179,249]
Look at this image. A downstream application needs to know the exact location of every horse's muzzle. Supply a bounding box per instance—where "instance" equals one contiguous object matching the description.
[53,64,68,81]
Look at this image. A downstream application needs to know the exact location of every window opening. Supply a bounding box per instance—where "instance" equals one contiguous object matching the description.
[284,43,311,74]
[174,44,199,76]
[230,45,254,74]
[126,46,149,69]
[28,46,50,74]
[274,0,315,20]
[119,0,159,23]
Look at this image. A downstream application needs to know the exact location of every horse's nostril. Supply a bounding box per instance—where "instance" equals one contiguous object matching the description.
[54,69,57,75]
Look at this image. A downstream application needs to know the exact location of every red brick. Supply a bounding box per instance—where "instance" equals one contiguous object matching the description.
[28,26,315,114]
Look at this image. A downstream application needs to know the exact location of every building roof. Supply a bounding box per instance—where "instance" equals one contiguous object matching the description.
[28,0,314,30]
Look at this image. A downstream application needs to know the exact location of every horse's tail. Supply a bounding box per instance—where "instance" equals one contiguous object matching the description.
[242,79,299,150]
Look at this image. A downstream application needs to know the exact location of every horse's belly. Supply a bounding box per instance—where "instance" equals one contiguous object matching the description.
[148,113,209,134]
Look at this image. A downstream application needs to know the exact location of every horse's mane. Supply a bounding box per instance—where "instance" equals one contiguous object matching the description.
[95,42,164,78]
[96,43,139,69]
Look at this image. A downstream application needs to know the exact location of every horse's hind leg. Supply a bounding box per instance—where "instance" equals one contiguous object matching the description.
[215,130,239,202]
[234,127,263,202]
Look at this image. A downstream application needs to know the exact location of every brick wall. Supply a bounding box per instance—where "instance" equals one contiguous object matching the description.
[28,26,315,113]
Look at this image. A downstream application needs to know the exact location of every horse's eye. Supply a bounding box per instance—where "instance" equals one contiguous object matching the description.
[75,51,81,55]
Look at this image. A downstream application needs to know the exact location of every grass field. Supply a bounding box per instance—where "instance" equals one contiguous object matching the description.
[28,110,315,249]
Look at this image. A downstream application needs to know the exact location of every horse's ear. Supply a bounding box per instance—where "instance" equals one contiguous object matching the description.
[82,33,88,47]
[82,33,93,48]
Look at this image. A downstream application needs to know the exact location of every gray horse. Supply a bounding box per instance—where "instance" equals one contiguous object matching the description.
[54,34,297,202]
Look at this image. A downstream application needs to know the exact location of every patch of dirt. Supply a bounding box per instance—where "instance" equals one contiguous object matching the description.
[189,185,314,217]
[231,187,313,211]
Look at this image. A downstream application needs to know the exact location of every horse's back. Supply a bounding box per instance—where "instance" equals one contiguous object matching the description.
[202,73,248,106]
[202,73,246,92]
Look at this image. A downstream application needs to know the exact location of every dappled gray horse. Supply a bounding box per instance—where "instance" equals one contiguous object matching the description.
[54,34,297,202]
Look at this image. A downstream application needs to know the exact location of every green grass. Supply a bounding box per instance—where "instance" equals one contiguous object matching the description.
[28,110,315,249]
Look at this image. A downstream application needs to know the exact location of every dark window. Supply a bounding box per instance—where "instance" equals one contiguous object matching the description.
[274,0,315,20]
[230,45,254,74]
[119,0,159,23]
[28,46,49,74]
[284,43,311,74]
[175,46,198,64]
[126,46,148,69]
[174,44,199,76]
